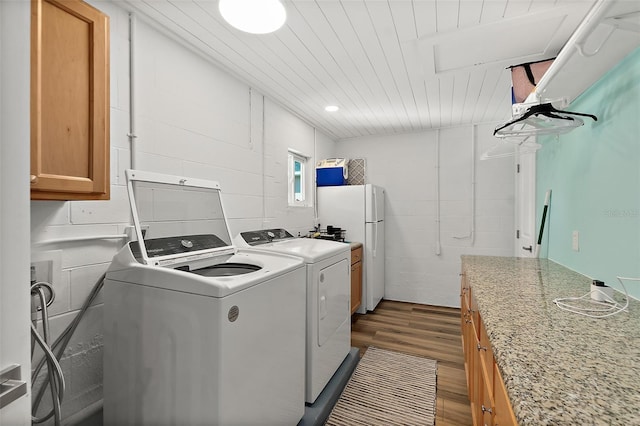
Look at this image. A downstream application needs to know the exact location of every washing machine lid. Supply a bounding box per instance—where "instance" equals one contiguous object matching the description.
[237,229,349,263]
[125,169,235,266]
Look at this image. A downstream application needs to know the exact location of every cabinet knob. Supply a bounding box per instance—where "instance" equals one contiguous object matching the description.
[477,342,488,352]
[481,404,493,414]
[30,175,38,184]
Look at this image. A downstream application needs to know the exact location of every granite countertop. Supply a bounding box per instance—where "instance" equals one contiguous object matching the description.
[461,255,640,425]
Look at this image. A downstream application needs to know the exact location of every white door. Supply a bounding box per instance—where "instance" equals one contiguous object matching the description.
[515,147,537,258]
[0,1,32,423]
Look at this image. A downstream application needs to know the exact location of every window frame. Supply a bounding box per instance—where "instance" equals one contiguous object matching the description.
[287,150,309,207]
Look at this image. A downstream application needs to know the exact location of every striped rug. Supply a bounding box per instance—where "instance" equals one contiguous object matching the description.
[326,347,437,426]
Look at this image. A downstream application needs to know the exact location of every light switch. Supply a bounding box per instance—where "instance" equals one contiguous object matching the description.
[572,231,579,252]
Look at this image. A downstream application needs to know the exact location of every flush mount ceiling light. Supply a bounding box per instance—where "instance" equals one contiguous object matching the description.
[219,0,286,34]
[325,105,339,112]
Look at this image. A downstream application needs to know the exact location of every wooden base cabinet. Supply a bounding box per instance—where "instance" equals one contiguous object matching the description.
[350,245,363,314]
[460,272,518,426]
[31,0,110,200]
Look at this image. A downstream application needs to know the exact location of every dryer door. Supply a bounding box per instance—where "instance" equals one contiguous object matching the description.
[317,258,349,346]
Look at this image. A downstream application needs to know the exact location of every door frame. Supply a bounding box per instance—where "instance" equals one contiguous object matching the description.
[0,1,32,424]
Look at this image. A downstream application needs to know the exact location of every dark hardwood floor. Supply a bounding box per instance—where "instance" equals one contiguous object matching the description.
[351,300,473,426]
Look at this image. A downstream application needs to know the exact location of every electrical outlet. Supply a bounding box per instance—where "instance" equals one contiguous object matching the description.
[30,260,54,315]
[125,225,136,241]
[125,225,148,241]
[572,231,580,252]
[31,260,53,285]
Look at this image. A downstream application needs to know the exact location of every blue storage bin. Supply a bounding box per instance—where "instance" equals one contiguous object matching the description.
[316,158,349,186]
[317,167,346,186]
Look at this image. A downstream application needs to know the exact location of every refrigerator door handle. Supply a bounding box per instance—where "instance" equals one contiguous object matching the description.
[372,222,377,258]
[372,189,378,222]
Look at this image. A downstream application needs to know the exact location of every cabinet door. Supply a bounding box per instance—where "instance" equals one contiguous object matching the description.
[480,370,495,426]
[494,366,518,426]
[465,304,481,396]
[470,325,483,425]
[461,294,473,391]
[31,0,110,200]
[350,260,362,314]
[479,315,494,392]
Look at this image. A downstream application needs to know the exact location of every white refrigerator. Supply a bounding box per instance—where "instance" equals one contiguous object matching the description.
[317,184,385,314]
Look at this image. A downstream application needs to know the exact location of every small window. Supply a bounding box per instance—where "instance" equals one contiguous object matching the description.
[288,151,308,206]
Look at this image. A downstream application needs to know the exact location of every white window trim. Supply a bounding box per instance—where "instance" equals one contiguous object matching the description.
[288,149,310,207]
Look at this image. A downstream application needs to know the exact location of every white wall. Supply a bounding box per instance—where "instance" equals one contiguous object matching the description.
[336,124,514,307]
[264,99,319,235]
[0,1,32,424]
[29,2,336,422]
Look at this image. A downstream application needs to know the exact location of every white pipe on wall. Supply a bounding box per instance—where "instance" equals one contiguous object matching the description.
[34,235,128,246]
[313,127,318,223]
[128,13,138,170]
[453,125,476,244]
[435,129,441,256]
[261,93,267,227]
[470,125,476,246]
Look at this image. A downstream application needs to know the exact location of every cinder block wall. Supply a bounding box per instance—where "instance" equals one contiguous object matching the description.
[335,124,515,307]
[29,2,335,422]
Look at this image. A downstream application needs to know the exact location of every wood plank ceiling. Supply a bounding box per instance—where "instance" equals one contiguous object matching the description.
[119,0,597,140]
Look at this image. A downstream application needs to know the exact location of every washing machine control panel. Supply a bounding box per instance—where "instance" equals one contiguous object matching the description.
[130,234,229,261]
[240,228,294,246]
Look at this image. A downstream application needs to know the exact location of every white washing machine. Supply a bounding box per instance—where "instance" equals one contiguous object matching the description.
[236,229,351,404]
[103,170,307,425]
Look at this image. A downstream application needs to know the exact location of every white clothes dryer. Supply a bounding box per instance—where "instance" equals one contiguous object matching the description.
[236,229,351,404]
[103,171,306,425]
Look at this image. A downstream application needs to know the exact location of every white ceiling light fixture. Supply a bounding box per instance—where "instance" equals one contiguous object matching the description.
[219,0,286,35]
[325,105,339,112]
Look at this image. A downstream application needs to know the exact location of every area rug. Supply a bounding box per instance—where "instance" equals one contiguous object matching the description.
[326,346,437,426]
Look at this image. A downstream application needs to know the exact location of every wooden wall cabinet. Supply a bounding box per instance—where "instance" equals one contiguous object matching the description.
[350,245,363,314]
[460,272,518,426]
[30,0,110,200]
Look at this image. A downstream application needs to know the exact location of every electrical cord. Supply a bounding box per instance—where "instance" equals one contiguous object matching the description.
[30,273,106,424]
[30,283,65,425]
[30,283,52,360]
[553,277,638,319]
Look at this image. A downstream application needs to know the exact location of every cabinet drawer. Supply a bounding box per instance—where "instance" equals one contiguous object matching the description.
[351,246,363,264]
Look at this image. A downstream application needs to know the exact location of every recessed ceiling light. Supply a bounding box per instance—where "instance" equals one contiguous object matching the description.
[219,0,286,35]
[325,105,339,112]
